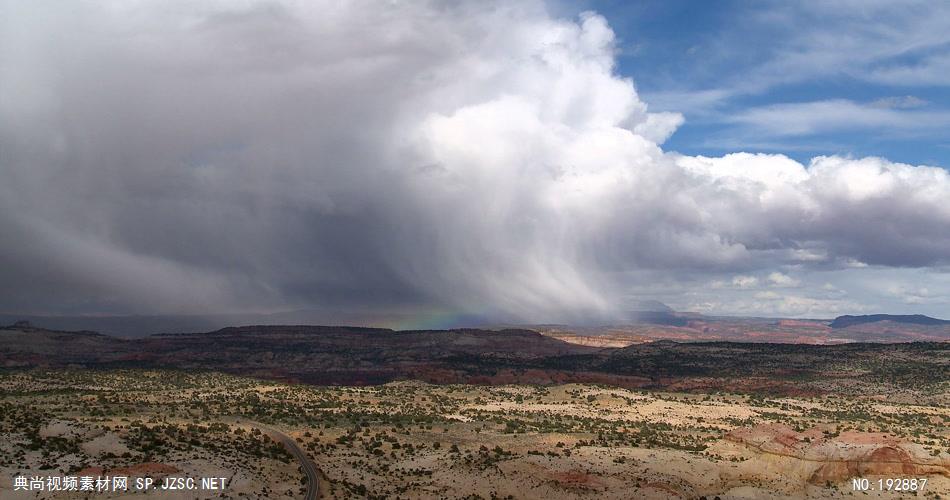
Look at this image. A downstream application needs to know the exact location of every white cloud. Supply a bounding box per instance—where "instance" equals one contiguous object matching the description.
[870,95,928,109]
[690,293,867,319]
[767,272,800,288]
[726,99,950,137]
[790,248,828,263]
[639,2,950,145]
[1,1,950,320]
[740,3,950,92]
[869,53,950,87]
[732,276,759,289]
[884,284,948,305]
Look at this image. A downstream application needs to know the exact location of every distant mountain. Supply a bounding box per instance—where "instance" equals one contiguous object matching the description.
[0,309,488,337]
[0,323,597,384]
[630,311,689,327]
[0,314,223,337]
[631,300,674,313]
[830,314,950,329]
[2,322,946,393]
[628,300,690,326]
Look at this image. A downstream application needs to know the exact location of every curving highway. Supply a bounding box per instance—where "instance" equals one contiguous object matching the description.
[248,422,321,500]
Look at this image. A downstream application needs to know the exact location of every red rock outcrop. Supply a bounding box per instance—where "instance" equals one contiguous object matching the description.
[726,424,950,484]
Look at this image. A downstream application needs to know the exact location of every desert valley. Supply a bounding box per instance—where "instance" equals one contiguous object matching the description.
[0,317,946,499]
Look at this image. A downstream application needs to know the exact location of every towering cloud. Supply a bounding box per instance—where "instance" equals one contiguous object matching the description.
[1,1,948,320]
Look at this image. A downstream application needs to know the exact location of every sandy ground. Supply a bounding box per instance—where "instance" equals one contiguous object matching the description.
[2,372,946,499]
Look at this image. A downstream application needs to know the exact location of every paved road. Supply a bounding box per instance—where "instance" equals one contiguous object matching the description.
[249,423,320,500]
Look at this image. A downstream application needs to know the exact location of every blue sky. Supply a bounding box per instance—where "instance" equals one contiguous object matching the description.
[573,0,950,167]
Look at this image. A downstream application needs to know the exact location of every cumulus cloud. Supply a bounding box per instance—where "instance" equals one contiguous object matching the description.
[767,272,800,288]
[1,0,949,320]
[731,276,760,289]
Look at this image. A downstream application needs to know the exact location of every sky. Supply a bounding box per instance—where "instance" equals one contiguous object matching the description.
[1,0,949,323]
[582,0,950,167]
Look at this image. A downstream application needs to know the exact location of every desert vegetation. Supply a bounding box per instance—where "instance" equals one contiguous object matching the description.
[0,369,946,498]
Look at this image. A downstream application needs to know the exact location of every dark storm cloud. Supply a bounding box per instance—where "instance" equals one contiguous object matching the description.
[2,1,950,320]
